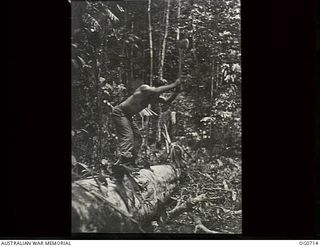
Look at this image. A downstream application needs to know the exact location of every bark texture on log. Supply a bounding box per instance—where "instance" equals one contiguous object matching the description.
[72,165,179,233]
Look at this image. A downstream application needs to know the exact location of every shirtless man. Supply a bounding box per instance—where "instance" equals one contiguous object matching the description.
[111,77,184,170]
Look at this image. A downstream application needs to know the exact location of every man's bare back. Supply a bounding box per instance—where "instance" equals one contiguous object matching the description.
[119,84,159,116]
[119,78,183,116]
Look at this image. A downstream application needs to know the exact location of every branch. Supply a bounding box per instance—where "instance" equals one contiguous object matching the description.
[190,213,222,234]
[195,171,215,182]
[167,194,220,220]
[203,187,233,192]
[180,145,197,163]
[215,206,242,215]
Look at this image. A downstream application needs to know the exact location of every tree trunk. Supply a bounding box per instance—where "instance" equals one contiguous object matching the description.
[210,57,215,140]
[144,0,154,146]
[220,63,223,87]
[176,0,181,41]
[191,9,199,74]
[158,9,166,73]
[126,48,129,86]
[210,57,215,101]
[148,0,153,86]
[72,164,180,233]
[177,0,182,77]
[92,43,103,165]
[158,0,170,81]
[122,5,128,86]
[156,0,171,143]
[130,20,134,80]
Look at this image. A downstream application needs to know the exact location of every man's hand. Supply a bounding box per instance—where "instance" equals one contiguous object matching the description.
[174,77,182,86]
[140,76,186,95]
[174,76,187,90]
[174,77,183,86]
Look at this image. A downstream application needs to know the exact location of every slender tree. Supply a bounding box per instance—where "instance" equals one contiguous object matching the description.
[148,0,153,86]
[191,8,199,74]
[130,20,134,80]
[121,4,128,85]
[156,0,171,143]
[177,0,182,77]
[158,0,171,81]
[158,8,166,71]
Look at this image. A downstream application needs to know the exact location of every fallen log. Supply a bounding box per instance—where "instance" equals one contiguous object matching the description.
[72,165,180,233]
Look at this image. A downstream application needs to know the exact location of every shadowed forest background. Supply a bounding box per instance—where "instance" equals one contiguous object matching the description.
[72,0,241,233]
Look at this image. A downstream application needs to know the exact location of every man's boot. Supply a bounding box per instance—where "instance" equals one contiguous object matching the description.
[112,155,138,177]
[111,155,143,191]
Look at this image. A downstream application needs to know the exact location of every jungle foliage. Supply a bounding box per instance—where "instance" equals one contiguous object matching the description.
[72,0,241,233]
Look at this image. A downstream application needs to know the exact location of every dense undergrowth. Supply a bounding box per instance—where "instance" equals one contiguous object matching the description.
[139,146,241,234]
[162,154,241,234]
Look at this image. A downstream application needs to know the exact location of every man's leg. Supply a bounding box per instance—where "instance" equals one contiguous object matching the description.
[131,120,151,168]
[130,120,142,160]
[112,107,135,165]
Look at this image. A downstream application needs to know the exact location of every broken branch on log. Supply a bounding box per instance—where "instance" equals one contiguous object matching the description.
[215,206,242,215]
[167,194,220,220]
[195,170,215,182]
[203,187,233,192]
[190,213,222,234]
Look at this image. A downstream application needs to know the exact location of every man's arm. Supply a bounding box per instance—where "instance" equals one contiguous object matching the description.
[158,87,180,105]
[140,77,183,94]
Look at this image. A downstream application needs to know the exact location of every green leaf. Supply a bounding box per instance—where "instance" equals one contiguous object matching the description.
[232,190,237,201]
[223,180,229,190]
[117,4,124,12]
[200,116,212,122]
[77,56,87,67]
[99,77,106,83]
[106,8,119,22]
[101,159,108,165]
[104,83,113,90]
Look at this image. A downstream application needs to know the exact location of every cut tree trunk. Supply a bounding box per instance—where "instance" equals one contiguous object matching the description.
[72,164,180,233]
